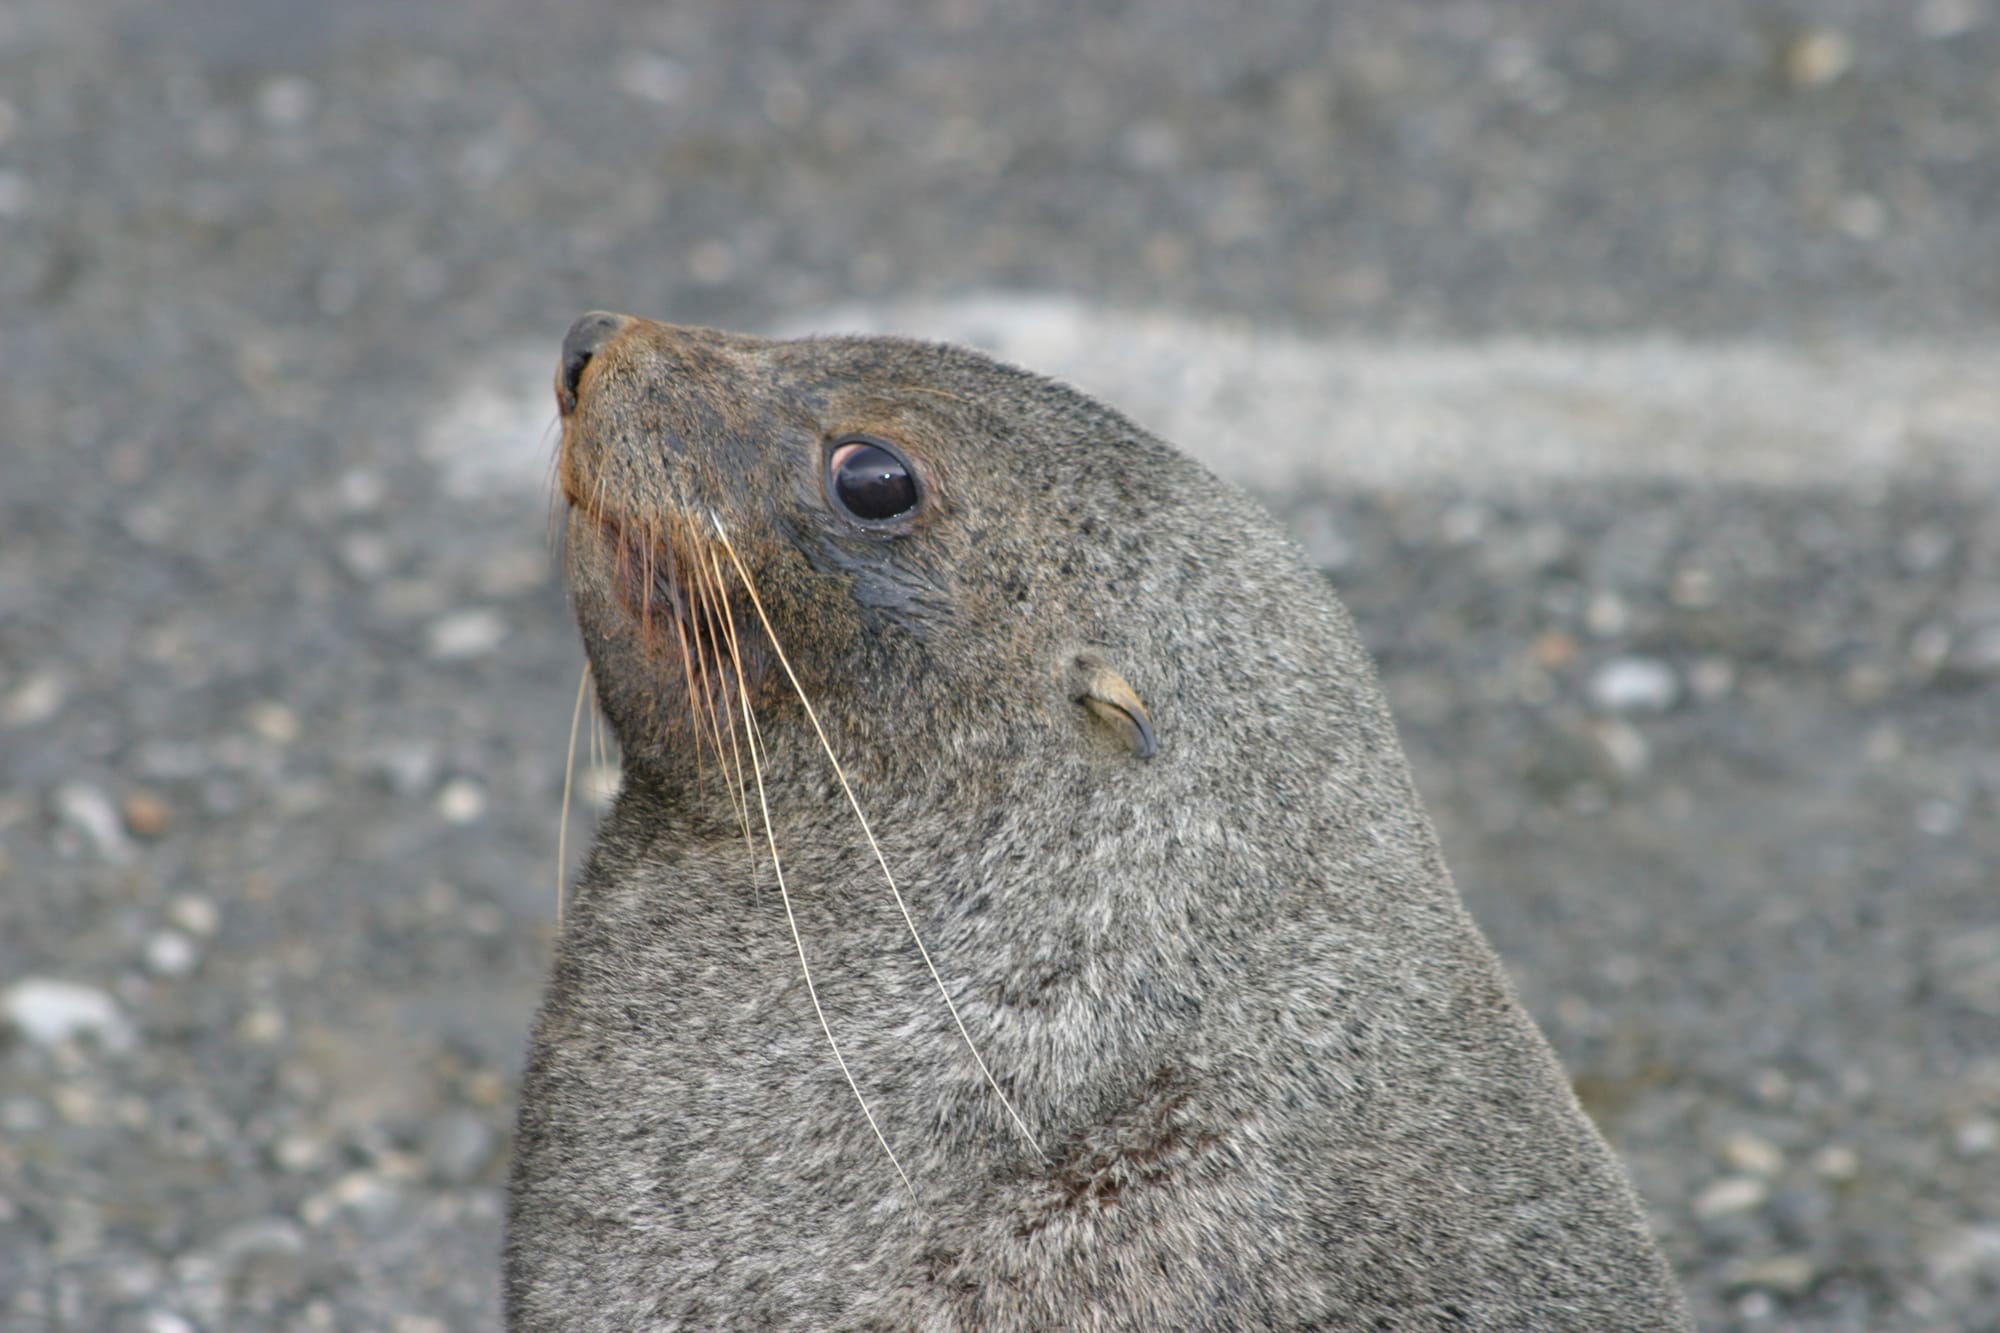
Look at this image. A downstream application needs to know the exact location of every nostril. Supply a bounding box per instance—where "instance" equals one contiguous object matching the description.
[557,311,632,413]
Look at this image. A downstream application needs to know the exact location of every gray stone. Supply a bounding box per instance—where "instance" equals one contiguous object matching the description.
[424,1110,497,1185]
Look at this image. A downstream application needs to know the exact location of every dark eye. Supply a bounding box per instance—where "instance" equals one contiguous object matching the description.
[827,437,919,522]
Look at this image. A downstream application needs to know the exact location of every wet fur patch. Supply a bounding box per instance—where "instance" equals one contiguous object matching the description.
[1016,1066,1223,1238]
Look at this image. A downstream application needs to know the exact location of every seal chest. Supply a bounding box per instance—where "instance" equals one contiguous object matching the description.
[506,312,1692,1330]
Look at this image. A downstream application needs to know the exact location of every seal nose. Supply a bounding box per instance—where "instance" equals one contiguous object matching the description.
[557,311,633,414]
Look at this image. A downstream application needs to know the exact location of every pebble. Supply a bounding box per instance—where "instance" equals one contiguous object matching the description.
[1531,629,1579,669]
[394,1318,451,1333]
[1899,525,1954,573]
[1932,927,2000,1015]
[370,741,442,796]
[1952,1116,1998,1157]
[1810,1144,1860,1182]
[1916,0,1983,40]
[121,789,173,838]
[139,1313,197,1333]
[53,782,136,864]
[273,1131,331,1174]
[1669,566,1717,608]
[1688,656,1736,700]
[143,930,200,979]
[214,1216,310,1307]
[1721,1131,1785,1177]
[423,1109,497,1185]
[434,778,488,824]
[1909,623,1952,672]
[1927,1224,2000,1287]
[1693,1175,1769,1219]
[1951,626,2000,678]
[168,894,220,937]
[1,669,67,726]
[338,531,395,580]
[426,608,509,660]
[1,1096,46,1132]
[1784,28,1854,88]
[1766,1184,1834,1244]
[1589,657,1680,713]
[257,76,317,130]
[237,1005,288,1044]
[1,978,135,1051]
[1583,591,1629,638]
[616,52,688,105]
[1585,717,1651,780]
[301,1171,401,1229]
[248,701,302,745]
[1730,1253,1819,1296]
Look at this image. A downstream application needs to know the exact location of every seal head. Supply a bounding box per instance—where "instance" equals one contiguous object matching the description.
[510,313,1693,1330]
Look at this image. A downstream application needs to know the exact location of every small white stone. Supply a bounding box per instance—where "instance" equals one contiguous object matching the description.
[1589,657,1680,713]
[1811,1144,1859,1181]
[140,1313,197,1333]
[336,468,386,513]
[0,1097,46,1132]
[168,894,220,937]
[1583,591,1629,638]
[1587,718,1651,779]
[338,532,394,580]
[1438,503,1488,545]
[435,778,488,825]
[257,76,317,129]
[301,1171,400,1228]
[1721,1131,1785,1177]
[1732,1253,1818,1295]
[1784,28,1853,88]
[426,608,508,660]
[273,1133,328,1174]
[617,52,687,104]
[1,669,66,726]
[2,978,134,1050]
[54,782,135,864]
[1917,0,1982,40]
[0,169,32,219]
[248,701,302,745]
[1694,1175,1769,1219]
[144,930,200,979]
[1954,1117,1999,1157]
[393,1319,450,1333]
[238,1006,287,1044]
[1916,800,1962,837]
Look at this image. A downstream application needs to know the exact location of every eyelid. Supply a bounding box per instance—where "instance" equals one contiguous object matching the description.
[828,440,871,474]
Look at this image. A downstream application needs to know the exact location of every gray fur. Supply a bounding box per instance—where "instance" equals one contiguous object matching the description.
[508,319,1692,1329]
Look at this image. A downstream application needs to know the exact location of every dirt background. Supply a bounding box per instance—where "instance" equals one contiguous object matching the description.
[2,1,1996,1328]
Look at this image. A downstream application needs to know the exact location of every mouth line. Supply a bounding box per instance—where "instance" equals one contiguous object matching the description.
[572,497,746,705]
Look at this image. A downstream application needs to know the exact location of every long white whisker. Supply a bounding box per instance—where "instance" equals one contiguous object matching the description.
[710,515,1046,1162]
[557,660,591,929]
[700,551,760,870]
[725,596,916,1201]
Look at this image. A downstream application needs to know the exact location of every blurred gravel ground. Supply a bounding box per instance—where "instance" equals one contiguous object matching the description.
[2,2,1997,1330]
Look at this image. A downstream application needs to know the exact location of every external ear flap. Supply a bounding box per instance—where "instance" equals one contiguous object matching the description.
[1066,649,1157,760]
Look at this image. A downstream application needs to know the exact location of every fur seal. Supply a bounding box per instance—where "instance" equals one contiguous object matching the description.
[506,312,1691,1330]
